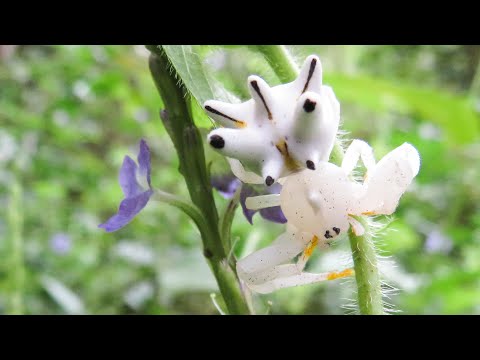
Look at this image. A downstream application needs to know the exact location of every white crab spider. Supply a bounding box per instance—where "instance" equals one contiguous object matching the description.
[205,55,340,187]
[237,140,420,294]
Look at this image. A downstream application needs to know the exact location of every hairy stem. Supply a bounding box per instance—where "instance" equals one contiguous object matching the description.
[256,45,384,315]
[348,217,384,314]
[147,47,250,315]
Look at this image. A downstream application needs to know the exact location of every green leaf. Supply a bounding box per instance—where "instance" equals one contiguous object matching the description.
[161,45,239,104]
[324,73,480,144]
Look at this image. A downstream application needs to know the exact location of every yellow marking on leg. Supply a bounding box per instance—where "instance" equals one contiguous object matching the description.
[363,171,370,182]
[302,235,319,261]
[235,120,247,128]
[327,268,354,281]
[275,140,300,171]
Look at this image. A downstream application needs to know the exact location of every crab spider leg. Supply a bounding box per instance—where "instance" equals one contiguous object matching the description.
[238,230,354,294]
[226,158,263,185]
[242,234,321,285]
[357,143,420,215]
[245,194,281,211]
[236,229,306,275]
[296,235,320,270]
[248,268,355,294]
[341,139,376,177]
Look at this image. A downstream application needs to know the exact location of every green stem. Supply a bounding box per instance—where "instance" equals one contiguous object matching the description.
[469,55,480,100]
[152,190,209,235]
[7,179,25,315]
[147,47,250,315]
[348,217,384,314]
[218,185,241,269]
[255,45,384,315]
[253,45,299,83]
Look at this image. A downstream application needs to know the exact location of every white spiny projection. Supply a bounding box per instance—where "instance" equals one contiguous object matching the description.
[204,55,340,186]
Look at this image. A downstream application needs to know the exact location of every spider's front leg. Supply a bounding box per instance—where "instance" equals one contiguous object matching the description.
[239,193,354,293]
[227,157,264,185]
[237,230,353,294]
[351,143,421,216]
[341,139,376,178]
[236,226,308,292]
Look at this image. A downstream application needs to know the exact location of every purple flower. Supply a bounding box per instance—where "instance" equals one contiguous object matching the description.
[424,229,453,254]
[211,175,286,225]
[211,175,242,199]
[50,233,72,255]
[99,139,153,232]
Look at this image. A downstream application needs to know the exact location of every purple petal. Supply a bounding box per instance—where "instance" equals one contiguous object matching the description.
[425,229,453,254]
[260,206,287,224]
[211,175,241,199]
[119,156,143,198]
[99,190,153,232]
[266,182,282,195]
[50,233,72,255]
[137,139,151,188]
[240,185,258,225]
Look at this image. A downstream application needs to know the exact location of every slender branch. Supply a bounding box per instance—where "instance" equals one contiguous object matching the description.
[152,189,208,234]
[147,47,250,315]
[255,45,384,315]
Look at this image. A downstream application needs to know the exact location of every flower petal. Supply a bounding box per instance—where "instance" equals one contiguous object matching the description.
[99,190,153,232]
[137,139,151,188]
[259,206,287,224]
[240,185,258,224]
[211,175,241,199]
[119,156,143,198]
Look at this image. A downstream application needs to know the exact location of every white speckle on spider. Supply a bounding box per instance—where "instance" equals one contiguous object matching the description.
[237,140,421,294]
[204,55,340,186]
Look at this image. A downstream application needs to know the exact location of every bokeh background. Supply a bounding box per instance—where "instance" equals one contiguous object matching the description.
[1,45,479,314]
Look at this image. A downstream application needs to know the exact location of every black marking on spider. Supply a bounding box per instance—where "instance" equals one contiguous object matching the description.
[306,160,315,170]
[265,176,274,186]
[324,230,333,239]
[333,227,340,235]
[303,98,316,113]
[250,80,273,120]
[205,105,245,126]
[301,58,317,94]
[209,134,225,149]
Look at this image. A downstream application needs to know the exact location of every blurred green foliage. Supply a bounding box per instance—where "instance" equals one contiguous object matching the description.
[0,45,479,314]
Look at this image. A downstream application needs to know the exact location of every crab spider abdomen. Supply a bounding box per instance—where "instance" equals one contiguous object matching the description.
[280,164,353,241]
